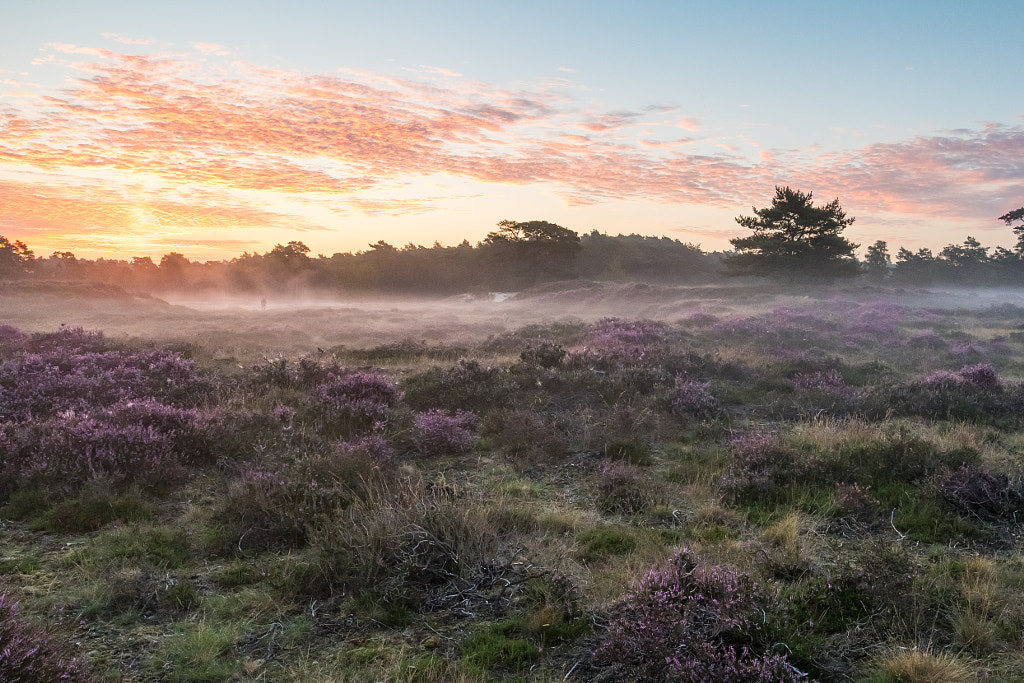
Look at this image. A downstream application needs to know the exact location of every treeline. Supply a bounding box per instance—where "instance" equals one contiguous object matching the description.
[0,225,715,296]
[3,210,1024,296]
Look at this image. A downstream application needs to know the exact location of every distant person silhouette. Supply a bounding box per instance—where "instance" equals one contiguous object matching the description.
[260,298,267,311]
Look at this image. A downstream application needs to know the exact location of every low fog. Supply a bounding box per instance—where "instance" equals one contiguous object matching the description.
[5,279,1024,359]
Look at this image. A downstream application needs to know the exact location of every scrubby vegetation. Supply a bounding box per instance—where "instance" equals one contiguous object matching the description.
[4,286,1024,681]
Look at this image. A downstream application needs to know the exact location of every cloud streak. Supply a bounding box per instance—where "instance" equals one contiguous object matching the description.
[0,44,1021,256]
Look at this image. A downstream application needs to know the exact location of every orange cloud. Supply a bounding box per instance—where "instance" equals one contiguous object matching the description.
[1,44,1021,258]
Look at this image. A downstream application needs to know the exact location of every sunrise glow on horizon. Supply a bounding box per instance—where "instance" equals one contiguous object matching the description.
[2,1,1022,262]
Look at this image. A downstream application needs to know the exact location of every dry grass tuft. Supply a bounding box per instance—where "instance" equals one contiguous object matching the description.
[873,648,974,683]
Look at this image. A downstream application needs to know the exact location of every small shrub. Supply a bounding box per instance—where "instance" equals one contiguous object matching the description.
[402,359,510,411]
[593,550,800,682]
[668,375,721,420]
[0,589,94,682]
[313,370,403,432]
[411,409,479,456]
[791,368,855,404]
[482,409,569,464]
[569,318,669,369]
[720,431,800,504]
[520,342,566,369]
[594,461,661,515]
[832,482,879,521]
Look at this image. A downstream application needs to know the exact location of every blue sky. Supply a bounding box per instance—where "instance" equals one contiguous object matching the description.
[1,0,1021,260]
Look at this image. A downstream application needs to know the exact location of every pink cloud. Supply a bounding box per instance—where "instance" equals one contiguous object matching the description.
[1,44,1021,253]
[193,42,229,56]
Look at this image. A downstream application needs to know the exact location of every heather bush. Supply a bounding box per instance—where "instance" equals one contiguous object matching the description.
[481,409,569,464]
[214,445,382,553]
[594,461,662,514]
[594,550,801,682]
[569,318,668,369]
[519,341,567,368]
[0,344,211,422]
[333,433,394,466]
[402,358,510,411]
[312,370,403,432]
[0,397,235,499]
[869,363,1020,422]
[0,589,94,682]
[25,326,110,354]
[720,431,801,504]
[411,409,479,456]
[250,354,344,390]
[791,368,855,404]
[668,375,721,420]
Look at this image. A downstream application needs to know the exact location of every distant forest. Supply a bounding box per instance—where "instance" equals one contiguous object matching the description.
[2,215,1024,296]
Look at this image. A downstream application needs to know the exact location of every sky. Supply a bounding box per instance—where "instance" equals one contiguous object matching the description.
[1,0,1022,261]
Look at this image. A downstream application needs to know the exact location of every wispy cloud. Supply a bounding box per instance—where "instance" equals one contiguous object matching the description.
[0,44,1021,256]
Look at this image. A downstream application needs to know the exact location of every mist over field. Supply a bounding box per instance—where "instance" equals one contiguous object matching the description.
[8,279,1024,354]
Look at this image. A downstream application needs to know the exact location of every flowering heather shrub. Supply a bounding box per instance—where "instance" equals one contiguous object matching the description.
[949,340,986,359]
[713,315,771,338]
[843,304,904,347]
[594,461,660,514]
[770,307,837,332]
[219,463,311,550]
[1,413,179,495]
[665,643,805,683]
[570,318,668,369]
[251,355,344,389]
[720,431,800,504]
[272,403,296,429]
[25,326,109,354]
[0,345,210,421]
[936,464,1023,521]
[684,309,719,327]
[0,589,94,682]
[0,398,230,498]
[594,550,801,682]
[791,368,855,405]
[217,444,383,553]
[872,363,1016,422]
[402,359,509,411]
[908,332,947,350]
[313,370,403,431]
[958,363,999,389]
[412,409,479,456]
[668,376,721,420]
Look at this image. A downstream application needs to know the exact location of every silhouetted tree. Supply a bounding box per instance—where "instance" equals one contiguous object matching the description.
[939,236,989,270]
[481,220,581,286]
[0,236,34,278]
[725,187,859,278]
[999,207,1024,255]
[864,240,890,280]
